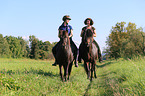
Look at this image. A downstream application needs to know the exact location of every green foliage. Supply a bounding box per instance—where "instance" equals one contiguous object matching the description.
[104,22,145,58]
[29,35,39,59]
[4,36,30,58]
[29,35,54,60]
[0,73,20,91]
[0,34,54,60]
[0,34,10,57]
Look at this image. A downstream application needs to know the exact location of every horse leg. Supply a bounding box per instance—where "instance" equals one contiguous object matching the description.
[73,48,78,67]
[90,62,94,81]
[87,62,90,79]
[59,65,64,81]
[94,61,97,78]
[63,64,68,82]
[68,62,73,80]
[84,62,88,78]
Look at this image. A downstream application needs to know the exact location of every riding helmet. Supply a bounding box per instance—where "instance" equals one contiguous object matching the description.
[62,15,71,21]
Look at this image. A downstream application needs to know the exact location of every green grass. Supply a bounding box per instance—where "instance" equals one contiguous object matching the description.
[0,57,145,96]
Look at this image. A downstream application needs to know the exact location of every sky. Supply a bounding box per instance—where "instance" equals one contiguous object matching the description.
[0,0,145,52]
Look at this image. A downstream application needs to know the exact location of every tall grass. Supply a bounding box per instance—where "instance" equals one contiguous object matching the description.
[0,57,145,95]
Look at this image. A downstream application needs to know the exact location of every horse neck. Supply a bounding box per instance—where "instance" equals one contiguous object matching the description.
[67,37,70,46]
[60,37,71,50]
[82,38,93,53]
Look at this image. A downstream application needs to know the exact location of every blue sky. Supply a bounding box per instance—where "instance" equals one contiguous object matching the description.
[0,0,145,51]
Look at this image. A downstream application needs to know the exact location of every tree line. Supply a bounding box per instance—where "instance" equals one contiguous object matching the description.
[104,22,145,59]
[1,22,144,60]
[0,34,56,59]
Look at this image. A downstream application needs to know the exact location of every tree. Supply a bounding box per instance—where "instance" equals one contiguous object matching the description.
[121,22,144,58]
[18,36,30,58]
[104,22,144,59]
[29,35,39,59]
[106,22,127,58]
[0,34,10,57]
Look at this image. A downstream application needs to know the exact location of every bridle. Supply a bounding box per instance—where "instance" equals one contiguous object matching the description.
[59,31,69,48]
[83,29,94,47]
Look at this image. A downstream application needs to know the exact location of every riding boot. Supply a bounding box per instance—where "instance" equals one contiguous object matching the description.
[93,40,103,62]
[52,42,59,66]
[70,38,78,67]
[52,60,57,66]
[78,42,82,63]
[74,49,79,67]
[98,51,103,63]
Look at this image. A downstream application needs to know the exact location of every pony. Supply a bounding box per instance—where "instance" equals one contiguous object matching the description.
[79,29,98,81]
[55,30,74,81]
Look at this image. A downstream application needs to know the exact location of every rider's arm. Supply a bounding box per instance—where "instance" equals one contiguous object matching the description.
[92,27,96,37]
[93,29,97,37]
[69,29,73,38]
[80,30,84,37]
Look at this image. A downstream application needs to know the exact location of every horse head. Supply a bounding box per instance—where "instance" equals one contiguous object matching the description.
[82,29,94,47]
[59,30,70,49]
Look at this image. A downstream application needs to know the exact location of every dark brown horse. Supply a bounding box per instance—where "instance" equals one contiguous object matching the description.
[79,29,98,81]
[55,30,74,81]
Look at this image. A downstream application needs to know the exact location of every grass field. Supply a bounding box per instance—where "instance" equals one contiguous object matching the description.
[0,57,145,96]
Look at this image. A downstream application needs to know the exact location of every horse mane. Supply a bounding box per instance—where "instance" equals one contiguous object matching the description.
[59,30,70,46]
[82,29,94,43]
[85,29,93,37]
[59,30,68,38]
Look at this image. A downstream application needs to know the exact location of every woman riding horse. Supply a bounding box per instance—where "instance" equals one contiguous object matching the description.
[52,15,78,67]
[78,18,102,63]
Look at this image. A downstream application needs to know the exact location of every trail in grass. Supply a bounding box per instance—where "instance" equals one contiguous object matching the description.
[83,60,119,96]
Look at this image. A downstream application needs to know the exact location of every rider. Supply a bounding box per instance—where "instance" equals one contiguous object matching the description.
[78,18,103,62]
[52,15,78,67]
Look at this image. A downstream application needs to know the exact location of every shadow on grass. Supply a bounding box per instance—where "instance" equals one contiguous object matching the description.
[84,81,92,96]
[96,60,115,68]
[37,69,59,77]
[0,68,59,77]
[78,60,114,68]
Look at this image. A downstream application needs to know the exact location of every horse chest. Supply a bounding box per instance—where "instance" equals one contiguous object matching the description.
[56,47,73,64]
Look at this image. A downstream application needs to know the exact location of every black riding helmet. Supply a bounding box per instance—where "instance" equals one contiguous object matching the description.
[62,15,71,21]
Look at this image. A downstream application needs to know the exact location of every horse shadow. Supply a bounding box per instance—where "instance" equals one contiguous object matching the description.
[0,68,59,77]
[36,69,59,77]
[78,60,114,68]
[84,81,92,96]
[96,61,114,68]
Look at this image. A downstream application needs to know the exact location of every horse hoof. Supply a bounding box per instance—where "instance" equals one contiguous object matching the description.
[90,78,93,81]
[75,63,78,67]
[61,78,64,82]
